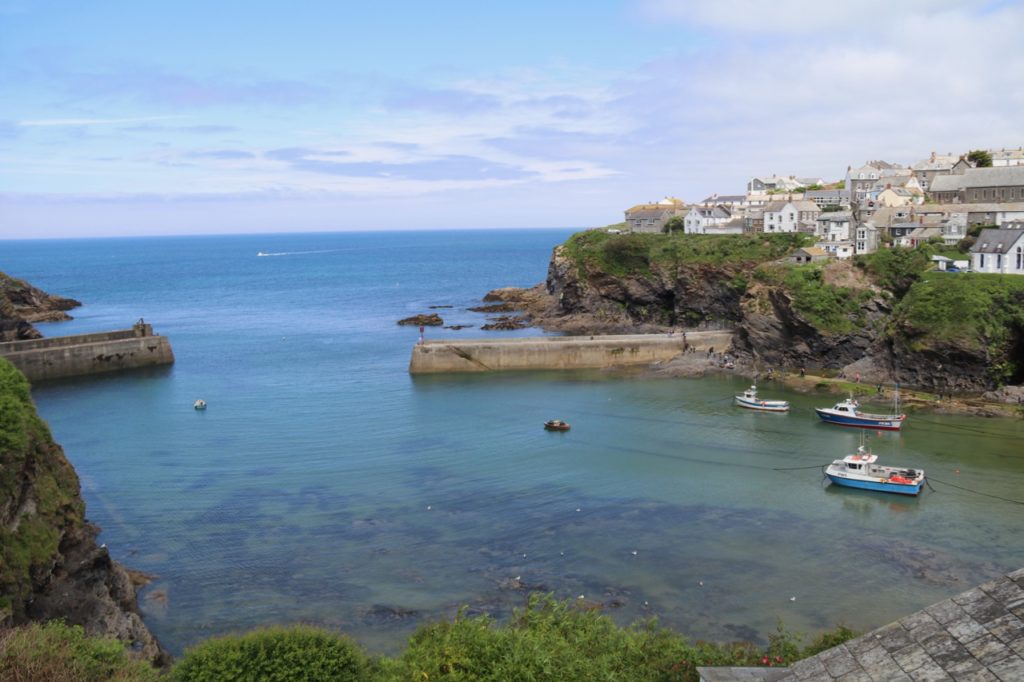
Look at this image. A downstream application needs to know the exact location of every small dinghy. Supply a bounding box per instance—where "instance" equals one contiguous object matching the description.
[734,384,789,412]
[193,399,207,411]
[544,419,570,431]
[825,446,924,496]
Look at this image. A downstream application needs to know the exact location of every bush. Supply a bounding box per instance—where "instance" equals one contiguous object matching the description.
[172,625,377,682]
[0,621,158,682]
[781,266,863,334]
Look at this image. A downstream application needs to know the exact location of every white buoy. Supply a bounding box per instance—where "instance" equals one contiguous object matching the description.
[698,581,704,587]
[631,551,638,556]
[790,596,797,602]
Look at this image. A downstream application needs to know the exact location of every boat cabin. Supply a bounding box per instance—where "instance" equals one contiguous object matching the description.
[839,452,877,470]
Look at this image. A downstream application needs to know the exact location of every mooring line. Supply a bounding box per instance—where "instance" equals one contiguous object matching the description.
[927,477,1024,506]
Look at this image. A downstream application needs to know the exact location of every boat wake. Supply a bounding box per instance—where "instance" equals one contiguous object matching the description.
[256,249,338,257]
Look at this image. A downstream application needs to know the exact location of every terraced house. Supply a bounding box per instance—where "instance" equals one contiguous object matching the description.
[929,167,1024,204]
[970,225,1024,275]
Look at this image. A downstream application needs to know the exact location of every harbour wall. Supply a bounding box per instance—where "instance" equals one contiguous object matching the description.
[0,323,175,382]
[408,331,733,374]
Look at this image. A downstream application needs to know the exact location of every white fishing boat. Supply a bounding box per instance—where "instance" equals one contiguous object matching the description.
[825,446,924,496]
[735,385,789,412]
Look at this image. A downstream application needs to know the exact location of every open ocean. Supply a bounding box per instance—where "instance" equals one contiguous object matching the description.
[3,229,1024,656]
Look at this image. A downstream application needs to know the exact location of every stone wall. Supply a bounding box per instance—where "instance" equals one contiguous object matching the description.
[408,331,732,374]
[0,326,174,382]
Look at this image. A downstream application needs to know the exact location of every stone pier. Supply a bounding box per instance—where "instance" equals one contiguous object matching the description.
[408,330,733,374]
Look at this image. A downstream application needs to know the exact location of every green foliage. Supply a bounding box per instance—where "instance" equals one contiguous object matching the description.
[563,230,808,280]
[801,625,858,658]
[0,621,158,682]
[662,216,685,235]
[854,247,933,297]
[967,149,993,167]
[172,624,378,682]
[893,273,1024,354]
[0,359,86,620]
[780,266,863,334]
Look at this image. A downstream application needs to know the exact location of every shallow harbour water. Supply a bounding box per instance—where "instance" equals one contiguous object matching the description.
[3,229,1023,655]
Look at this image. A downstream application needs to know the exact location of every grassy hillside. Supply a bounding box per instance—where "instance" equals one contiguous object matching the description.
[0,358,86,621]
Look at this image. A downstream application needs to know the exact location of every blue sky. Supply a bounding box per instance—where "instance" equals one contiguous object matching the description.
[1,0,1022,237]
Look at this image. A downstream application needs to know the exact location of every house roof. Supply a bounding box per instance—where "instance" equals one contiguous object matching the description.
[817,212,852,222]
[795,246,827,257]
[626,207,676,220]
[701,194,746,204]
[970,228,1024,254]
[772,567,1024,681]
[804,189,850,200]
[932,167,1024,192]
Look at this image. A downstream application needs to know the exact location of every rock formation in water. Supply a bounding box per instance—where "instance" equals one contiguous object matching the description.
[0,357,167,666]
[485,231,1024,394]
[0,271,81,341]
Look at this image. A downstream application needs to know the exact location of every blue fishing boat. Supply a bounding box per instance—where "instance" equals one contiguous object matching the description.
[815,396,905,431]
[734,385,789,412]
[825,447,924,496]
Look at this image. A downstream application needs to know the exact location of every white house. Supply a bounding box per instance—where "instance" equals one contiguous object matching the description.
[856,223,879,255]
[816,240,855,259]
[969,226,1024,274]
[683,205,732,234]
[763,200,820,233]
[815,212,852,242]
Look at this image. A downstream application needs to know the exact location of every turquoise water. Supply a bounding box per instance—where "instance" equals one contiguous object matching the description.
[3,229,1024,656]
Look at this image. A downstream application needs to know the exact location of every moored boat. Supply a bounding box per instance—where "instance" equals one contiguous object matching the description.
[825,446,924,496]
[193,399,207,410]
[815,397,905,430]
[735,385,789,412]
[544,419,570,431]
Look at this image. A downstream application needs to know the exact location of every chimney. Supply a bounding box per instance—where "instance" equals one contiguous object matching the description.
[930,151,936,162]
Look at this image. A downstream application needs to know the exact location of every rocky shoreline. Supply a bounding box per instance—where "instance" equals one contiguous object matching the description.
[474,242,1024,419]
[0,271,81,341]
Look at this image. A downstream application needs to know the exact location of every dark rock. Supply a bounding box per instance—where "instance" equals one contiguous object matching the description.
[0,271,81,341]
[468,302,517,313]
[444,325,474,330]
[428,305,453,309]
[359,604,420,624]
[397,313,443,326]
[481,315,531,331]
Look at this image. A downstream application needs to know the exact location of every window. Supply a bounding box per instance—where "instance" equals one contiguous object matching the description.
[980,254,986,268]
[1017,246,1023,270]
[997,254,1003,270]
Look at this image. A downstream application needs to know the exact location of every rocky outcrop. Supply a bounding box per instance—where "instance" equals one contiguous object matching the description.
[0,358,167,666]
[397,313,443,326]
[486,238,1022,395]
[0,272,81,341]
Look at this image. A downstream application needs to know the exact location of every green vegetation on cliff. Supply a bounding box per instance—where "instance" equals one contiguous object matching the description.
[564,230,809,278]
[755,264,870,334]
[0,621,158,682]
[0,358,85,620]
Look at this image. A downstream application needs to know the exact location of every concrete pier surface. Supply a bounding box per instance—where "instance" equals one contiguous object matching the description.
[0,322,174,382]
[408,330,733,374]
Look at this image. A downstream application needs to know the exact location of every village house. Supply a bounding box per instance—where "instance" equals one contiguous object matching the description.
[815,212,853,242]
[928,167,1024,204]
[699,193,749,210]
[762,199,820,233]
[855,223,879,254]
[702,217,746,235]
[969,224,1024,274]
[845,161,903,201]
[789,246,828,264]
[623,197,687,233]
[747,175,802,194]
[874,185,920,207]
[804,189,850,209]
[742,207,764,234]
[990,146,1024,167]
[683,204,733,234]
[816,240,855,259]
[897,225,943,249]
[911,151,960,190]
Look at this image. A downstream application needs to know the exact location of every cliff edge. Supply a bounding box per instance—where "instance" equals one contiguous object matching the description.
[0,357,167,665]
[486,230,1024,395]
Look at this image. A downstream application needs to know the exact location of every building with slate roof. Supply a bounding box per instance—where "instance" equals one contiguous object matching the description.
[970,225,1024,274]
[699,567,1024,681]
[929,167,1024,204]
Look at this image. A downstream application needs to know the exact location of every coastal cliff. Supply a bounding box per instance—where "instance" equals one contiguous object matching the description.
[0,271,81,342]
[488,230,1024,395]
[0,357,166,665]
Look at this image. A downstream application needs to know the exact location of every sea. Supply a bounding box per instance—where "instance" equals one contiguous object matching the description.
[3,229,1024,657]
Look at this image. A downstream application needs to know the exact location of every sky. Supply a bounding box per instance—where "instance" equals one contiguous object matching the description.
[1,0,1023,238]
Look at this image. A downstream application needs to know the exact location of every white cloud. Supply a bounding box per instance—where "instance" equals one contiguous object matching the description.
[18,115,183,127]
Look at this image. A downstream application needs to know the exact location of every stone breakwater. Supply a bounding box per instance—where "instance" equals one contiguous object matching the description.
[408,331,733,374]
[0,322,174,382]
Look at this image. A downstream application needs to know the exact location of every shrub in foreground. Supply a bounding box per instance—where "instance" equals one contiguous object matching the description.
[0,620,158,682]
[171,624,377,682]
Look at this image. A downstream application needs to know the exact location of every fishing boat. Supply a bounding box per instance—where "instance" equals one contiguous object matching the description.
[734,385,789,412]
[544,419,570,431]
[825,446,924,496]
[815,395,905,430]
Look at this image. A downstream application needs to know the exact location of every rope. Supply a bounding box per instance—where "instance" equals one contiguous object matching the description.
[773,464,830,471]
[910,416,1023,441]
[927,476,1024,506]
